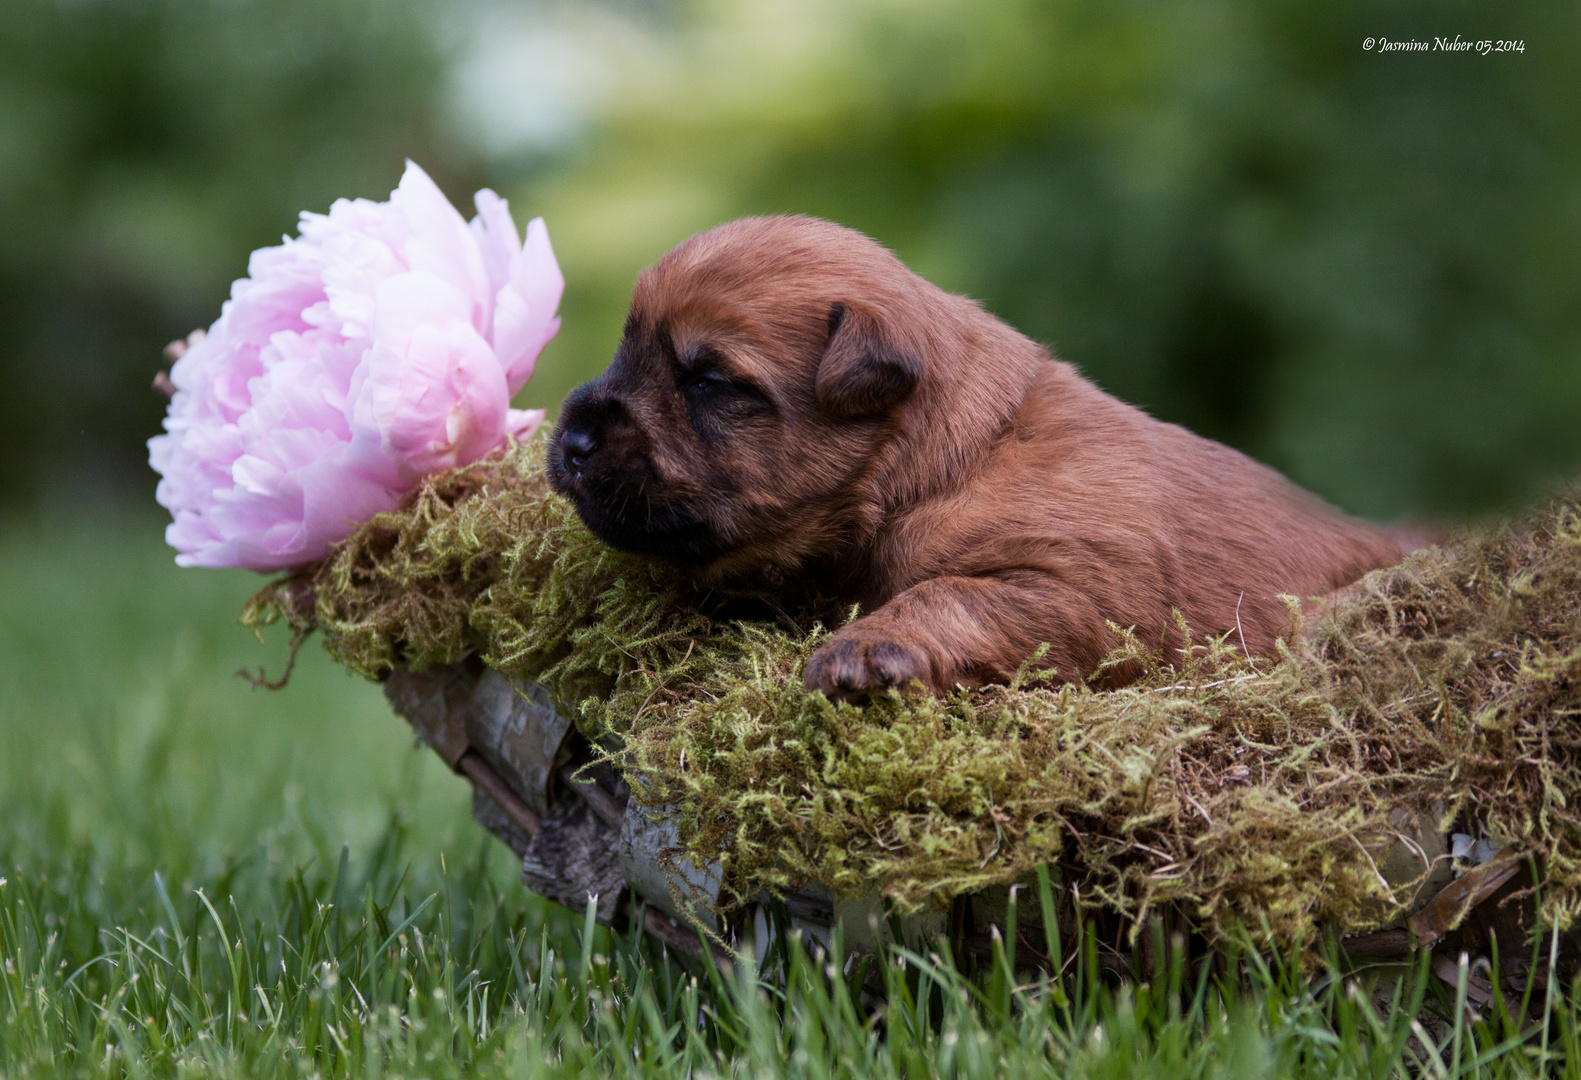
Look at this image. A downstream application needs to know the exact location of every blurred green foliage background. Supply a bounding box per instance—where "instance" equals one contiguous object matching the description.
[1,0,1576,523]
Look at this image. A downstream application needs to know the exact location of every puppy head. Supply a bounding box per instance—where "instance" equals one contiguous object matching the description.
[547,216,967,571]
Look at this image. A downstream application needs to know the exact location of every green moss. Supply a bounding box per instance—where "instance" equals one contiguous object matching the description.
[246,437,1581,952]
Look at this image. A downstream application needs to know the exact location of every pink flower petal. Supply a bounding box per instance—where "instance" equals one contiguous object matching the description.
[493,219,565,391]
[147,161,562,571]
[507,408,547,440]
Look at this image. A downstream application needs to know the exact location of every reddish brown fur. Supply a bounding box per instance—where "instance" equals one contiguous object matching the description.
[549,216,1408,697]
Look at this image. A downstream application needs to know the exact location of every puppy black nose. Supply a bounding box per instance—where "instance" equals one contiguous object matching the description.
[560,426,598,471]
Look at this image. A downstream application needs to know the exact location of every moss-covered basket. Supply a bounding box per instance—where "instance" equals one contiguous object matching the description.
[246,438,1581,961]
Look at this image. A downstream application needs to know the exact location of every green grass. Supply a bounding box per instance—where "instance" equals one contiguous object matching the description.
[4,510,1581,1078]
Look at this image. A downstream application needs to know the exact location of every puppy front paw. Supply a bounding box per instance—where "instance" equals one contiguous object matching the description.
[804,630,930,701]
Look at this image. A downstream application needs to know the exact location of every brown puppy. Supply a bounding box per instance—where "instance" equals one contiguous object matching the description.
[548,216,1407,698]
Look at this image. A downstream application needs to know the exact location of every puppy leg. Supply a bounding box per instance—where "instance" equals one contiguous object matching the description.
[803,572,1107,699]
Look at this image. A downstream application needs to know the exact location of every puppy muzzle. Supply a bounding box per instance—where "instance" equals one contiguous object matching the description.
[548,384,630,490]
[549,386,730,565]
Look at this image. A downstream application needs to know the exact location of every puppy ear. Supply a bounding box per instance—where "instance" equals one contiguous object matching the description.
[815,302,921,418]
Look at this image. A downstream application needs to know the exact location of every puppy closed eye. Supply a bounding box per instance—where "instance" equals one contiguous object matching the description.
[682,369,734,396]
[677,356,771,413]
[677,362,773,448]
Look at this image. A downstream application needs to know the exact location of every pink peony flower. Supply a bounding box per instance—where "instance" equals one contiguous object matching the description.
[149,162,563,571]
